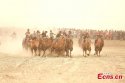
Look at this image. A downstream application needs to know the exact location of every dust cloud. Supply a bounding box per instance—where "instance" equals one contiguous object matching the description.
[0,28,94,57]
[0,28,125,83]
[0,28,31,57]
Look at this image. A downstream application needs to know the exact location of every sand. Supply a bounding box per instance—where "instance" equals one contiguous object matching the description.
[0,37,124,83]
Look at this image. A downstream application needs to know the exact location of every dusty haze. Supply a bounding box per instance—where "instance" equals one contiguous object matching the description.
[0,0,125,82]
[0,28,125,83]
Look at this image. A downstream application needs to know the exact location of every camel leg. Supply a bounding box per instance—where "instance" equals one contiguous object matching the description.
[94,52,96,55]
[96,50,99,56]
[94,49,97,55]
[31,48,34,56]
[44,50,47,57]
[83,49,84,57]
[89,48,91,56]
[66,50,69,57]
[98,51,100,56]
[34,48,37,56]
[51,48,53,53]
[51,47,55,54]
[42,50,46,57]
[99,50,101,57]
[99,48,102,57]
[38,49,41,56]
[35,50,37,56]
[70,50,72,58]
[95,47,98,56]
[57,50,60,57]
[94,47,96,55]
[65,49,67,56]
[88,50,91,56]
[85,50,87,57]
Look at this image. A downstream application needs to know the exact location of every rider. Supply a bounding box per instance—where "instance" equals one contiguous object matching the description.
[24,29,31,44]
[54,31,62,43]
[67,30,72,38]
[36,30,41,39]
[80,31,90,43]
[42,31,48,38]
[95,33,104,45]
[56,31,62,38]
[50,30,55,39]
[95,31,103,39]
[25,29,30,38]
[31,31,37,40]
[83,31,89,39]
[62,31,67,37]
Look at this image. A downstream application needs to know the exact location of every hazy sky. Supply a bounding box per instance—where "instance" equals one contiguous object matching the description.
[0,0,125,30]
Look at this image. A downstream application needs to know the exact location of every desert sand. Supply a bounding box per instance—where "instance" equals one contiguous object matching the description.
[0,37,124,83]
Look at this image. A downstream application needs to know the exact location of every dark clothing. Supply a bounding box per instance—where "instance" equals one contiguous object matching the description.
[56,33,61,38]
[63,32,67,36]
[50,32,55,39]
[42,32,47,37]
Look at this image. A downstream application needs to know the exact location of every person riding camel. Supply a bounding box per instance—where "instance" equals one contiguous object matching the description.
[95,33,104,45]
[31,31,37,40]
[24,29,31,42]
[42,31,48,38]
[41,31,45,37]
[54,31,62,44]
[95,31,103,39]
[50,30,55,39]
[67,31,72,38]
[83,32,89,39]
[36,30,40,39]
[56,31,62,38]
[23,29,31,45]
[25,29,30,38]
[62,31,67,37]
[82,32,90,43]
